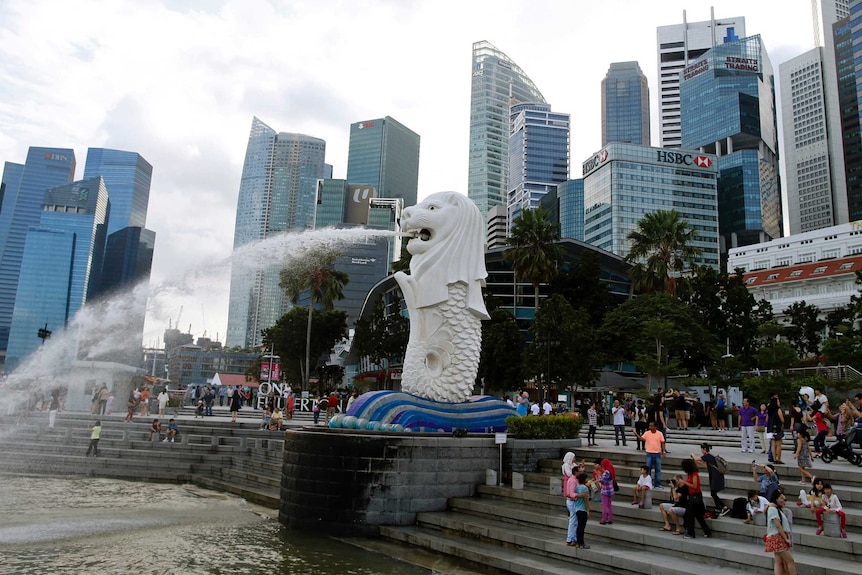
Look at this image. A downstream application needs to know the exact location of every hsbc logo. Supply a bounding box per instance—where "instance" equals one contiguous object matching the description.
[656,150,713,168]
[44,153,68,162]
[357,121,375,129]
[583,149,609,176]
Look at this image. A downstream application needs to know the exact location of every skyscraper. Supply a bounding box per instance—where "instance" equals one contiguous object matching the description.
[0,148,75,356]
[657,12,745,148]
[82,148,155,297]
[680,34,781,251]
[582,143,719,268]
[780,49,837,233]
[346,117,420,209]
[5,177,109,370]
[226,117,327,349]
[601,62,651,146]
[468,41,546,219]
[780,0,851,234]
[506,103,570,228]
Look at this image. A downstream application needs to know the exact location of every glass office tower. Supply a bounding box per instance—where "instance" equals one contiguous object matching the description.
[582,143,720,268]
[507,103,570,229]
[657,13,745,148]
[0,148,76,354]
[226,117,327,349]
[602,62,651,146]
[540,179,585,242]
[346,117,419,209]
[680,34,782,252]
[469,41,546,219]
[5,177,109,370]
[83,148,152,235]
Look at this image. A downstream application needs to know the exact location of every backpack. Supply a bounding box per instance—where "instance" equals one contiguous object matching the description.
[713,454,728,475]
[730,497,749,519]
[636,406,646,423]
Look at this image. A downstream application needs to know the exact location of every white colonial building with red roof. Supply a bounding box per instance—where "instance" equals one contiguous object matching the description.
[728,222,862,319]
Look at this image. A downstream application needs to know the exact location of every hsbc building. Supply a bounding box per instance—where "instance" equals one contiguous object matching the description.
[582,142,720,269]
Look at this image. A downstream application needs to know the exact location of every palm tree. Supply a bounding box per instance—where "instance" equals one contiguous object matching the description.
[279,246,349,389]
[503,207,563,308]
[624,210,701,296]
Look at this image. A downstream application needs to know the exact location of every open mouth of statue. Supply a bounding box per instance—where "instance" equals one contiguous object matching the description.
[418,229,431,241]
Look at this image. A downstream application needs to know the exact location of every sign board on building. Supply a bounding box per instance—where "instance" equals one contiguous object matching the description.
[582,149,609,177]
[344,184,376,225]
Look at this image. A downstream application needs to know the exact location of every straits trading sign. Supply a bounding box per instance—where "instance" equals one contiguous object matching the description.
[582,149,609,177]
[683,59,709,81]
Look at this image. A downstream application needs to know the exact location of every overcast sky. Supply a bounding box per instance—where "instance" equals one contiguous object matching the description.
[0,0,814,348]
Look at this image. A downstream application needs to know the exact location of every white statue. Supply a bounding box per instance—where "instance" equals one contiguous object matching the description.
[395,192,490,403]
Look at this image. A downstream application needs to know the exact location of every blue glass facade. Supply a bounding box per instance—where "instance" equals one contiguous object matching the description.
[83,148,152,235]
[469,41,547,218]
[558,179,585,241]
[6,177,109,370]
[507,103,570,227]
[602,62,650,146]
[226,118,327,348]
[346,117,419,209]
[0,148,75,352]
[679,35,781,249]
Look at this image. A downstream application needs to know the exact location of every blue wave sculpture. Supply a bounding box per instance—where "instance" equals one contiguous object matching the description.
[329,390,516,433]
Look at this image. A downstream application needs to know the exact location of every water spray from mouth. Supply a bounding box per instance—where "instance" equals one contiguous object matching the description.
[0,227,401,412]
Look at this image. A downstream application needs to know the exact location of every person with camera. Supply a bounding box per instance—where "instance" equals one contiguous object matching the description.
[658,475,688,534]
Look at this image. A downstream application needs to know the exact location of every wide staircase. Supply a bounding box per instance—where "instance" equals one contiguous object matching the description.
[380,425,862,575]
[0,410,286,508]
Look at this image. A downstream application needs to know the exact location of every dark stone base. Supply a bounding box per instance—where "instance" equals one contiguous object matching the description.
[279,427,499,535]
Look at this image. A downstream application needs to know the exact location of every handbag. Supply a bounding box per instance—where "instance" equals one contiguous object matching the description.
[755,426,766,433]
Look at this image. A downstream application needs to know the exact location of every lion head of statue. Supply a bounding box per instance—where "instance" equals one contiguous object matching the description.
[399,192,489,319]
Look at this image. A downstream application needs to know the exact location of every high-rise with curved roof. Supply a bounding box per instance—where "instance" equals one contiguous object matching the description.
[468,41,546,220]
[226,117,327,348]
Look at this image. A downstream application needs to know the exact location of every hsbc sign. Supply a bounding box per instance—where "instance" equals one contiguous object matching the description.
[582,149,609,176]
[656,151,713,168]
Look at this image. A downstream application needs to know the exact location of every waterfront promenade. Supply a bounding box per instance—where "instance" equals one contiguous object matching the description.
[1,408,860,575]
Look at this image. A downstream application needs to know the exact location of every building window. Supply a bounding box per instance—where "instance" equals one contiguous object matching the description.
[766,273,779,280]
[839,262,854,271]
[812,266,827,274]
[789,270,803,278]
[745,277,757,284]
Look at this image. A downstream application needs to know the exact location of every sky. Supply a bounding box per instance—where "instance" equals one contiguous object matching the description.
[0,0,815,349]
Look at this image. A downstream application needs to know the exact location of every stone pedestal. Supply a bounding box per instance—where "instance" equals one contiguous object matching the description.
[753,512,767,526]
[512,472,524,490]
[822,511,842,537]
[485,469,497,486]
[642,489,653,509]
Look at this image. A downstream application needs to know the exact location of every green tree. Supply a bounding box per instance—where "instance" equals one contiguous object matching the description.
[754,321,798,373]
[503,208,563,307]
[782,301,825,358]
[624,210,702,295]
[478,308,525,395]
[549,250,617,326]
[279,246,349,389]
[683,265,765,367]
[598,292,716,380]
[262,307,348,388]
[525,294,600,394]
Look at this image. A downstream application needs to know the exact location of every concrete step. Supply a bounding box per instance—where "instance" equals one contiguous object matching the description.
[470,485,860,559]
[431,494,861,573]
[381,524,618,575]
[190,475,279,508]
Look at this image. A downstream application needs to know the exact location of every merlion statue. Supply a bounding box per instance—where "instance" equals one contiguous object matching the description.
[394,192,490,403]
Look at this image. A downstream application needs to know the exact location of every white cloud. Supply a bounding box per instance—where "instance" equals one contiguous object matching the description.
[0,0,812,347]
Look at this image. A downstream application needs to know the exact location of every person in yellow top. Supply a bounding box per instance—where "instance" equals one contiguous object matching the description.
[86,420,102,457]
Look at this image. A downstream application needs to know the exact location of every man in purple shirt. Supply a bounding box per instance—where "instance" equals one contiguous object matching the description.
[738,397,759,453]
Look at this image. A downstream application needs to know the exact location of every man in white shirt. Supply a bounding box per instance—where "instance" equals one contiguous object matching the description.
[542,400,553,415]
[612,399,627,446]
[530,402,541,416]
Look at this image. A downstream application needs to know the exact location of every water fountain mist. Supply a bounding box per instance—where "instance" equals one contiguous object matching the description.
[1,227,401,414]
